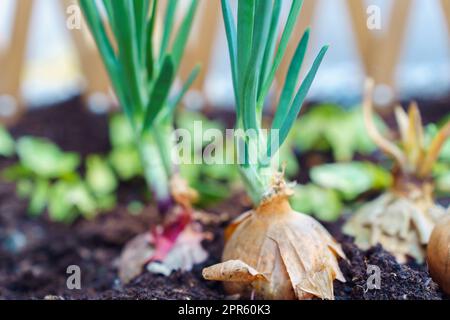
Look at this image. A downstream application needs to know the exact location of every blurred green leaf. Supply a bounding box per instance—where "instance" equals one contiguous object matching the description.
[179,163,201,186]
[202,164,238,181]
[28,179,49,217]
[109,113,135,148]
[16,137,80,178]
[279,142,299,178]
[86,155,117,196]
[311,162,392,200]
[2,164,34,181]
[96,194,117,211]
[0,125,15,157]
[176,111,224,150]
[426,123,450,163]
[127,200,144,215]
[191,178,233,207]
[109,146,143,180]
[436,171,450,193]
[48,180,98,223]
[290,184,343,222]
[294,104,385,161]
[48,181,76,223]
[16,179,33,199]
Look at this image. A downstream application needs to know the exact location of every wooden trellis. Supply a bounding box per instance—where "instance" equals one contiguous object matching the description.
[63,0,113,110]
[274,0,440,110]
[347,0,412,92]
[179,0,221,109]
[1,0,450,125]
[65,0,221,110]
[442,0,450,34]
[0,0,33,125]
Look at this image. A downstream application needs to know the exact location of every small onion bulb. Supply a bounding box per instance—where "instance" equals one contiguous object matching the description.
[203,190,345,300]
[427,215,450,295]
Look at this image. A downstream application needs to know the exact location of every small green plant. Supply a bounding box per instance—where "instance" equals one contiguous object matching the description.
[310,161,392,200]
[290,183,343,222]
[290,109,449,222]
[2,136,117,223]
[108,112,240,207]
[80,0,200,213]
[427,121,450,196]
[293,104,386,161]
[290,161,392,221]
[80,0,218,281]
[0,125,15,157]
[202,0,345,300]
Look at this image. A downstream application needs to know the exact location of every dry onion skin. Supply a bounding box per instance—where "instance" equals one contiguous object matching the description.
[119,174,209,283]
[203,176,346,300]
[344,80,450,263]
[427,215,450,294]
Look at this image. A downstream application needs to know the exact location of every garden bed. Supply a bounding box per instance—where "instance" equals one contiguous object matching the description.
[0,97,448,300]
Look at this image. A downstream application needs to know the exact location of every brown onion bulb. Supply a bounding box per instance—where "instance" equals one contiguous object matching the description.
[203,192,346,300]
[427,215,450,295]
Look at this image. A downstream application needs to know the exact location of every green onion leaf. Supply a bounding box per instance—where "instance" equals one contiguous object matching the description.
[134,0,150,66]
[274,45,328,155]
[171,0,199,72]
[242,0,272,132]
[110,0,143,113]
[258,0,282,96]
[166,64,201,118]
[79,0,129,114]
[159,0,178,63]
[257,0,304,108]
[272,28,310,131]
[143,55,175,132]
[146,0,158,82]
[221,0,239,105]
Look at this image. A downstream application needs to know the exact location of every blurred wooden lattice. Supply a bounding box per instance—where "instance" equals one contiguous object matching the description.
[179,0,221,110]
[63,0,114,112]
[0,0,33,125]
[442,0,450,34]
[274,0,417,109]
[347,0,412,107]
[1,0,449,125]
[0,0,221,125]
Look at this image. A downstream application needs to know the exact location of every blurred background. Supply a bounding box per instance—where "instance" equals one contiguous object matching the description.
[0,0,449,124]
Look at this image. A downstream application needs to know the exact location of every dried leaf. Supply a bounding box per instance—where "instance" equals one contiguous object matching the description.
[156,224,209,274]
[119,233,154,284]
[345,190,448,263]
[119,222,210,284]
[203,260,267,282]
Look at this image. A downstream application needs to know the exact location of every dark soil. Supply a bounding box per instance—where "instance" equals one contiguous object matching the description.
[0,97,448,300]
[325,220,445,300]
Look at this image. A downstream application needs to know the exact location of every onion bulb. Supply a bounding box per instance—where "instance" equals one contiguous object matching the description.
[344,80,450,263]
[203,178,346,300]
[427,215,450,295]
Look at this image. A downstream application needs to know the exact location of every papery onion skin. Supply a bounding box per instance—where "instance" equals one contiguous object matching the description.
[427,215,450,295]
[205,195,346,300]
[344,177,448,263]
